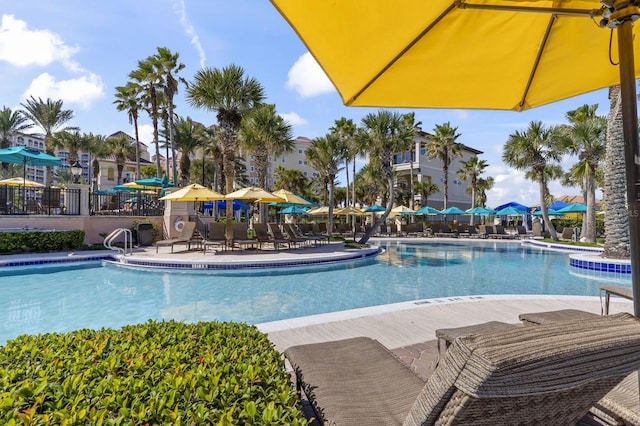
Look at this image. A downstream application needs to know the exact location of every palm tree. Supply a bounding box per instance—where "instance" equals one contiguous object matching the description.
[186,64,265,242]
[356,110,415,243]
[457,156,489,225]
[113,82,143,179]
[329,117,357,208]
[106,134,136,185]
[173,116,204,185]
[129,58,162,177]
[559,104,606,243]
[503,121,564,240]
[195,124,223,191]
[306,134,344,236]
[240,103,293,222]
[0,106,32,173]
[20,96,77,185]
[424,122,463,210]
[50,131,94,184]
[475,176,494,208]
[86,133,108,192]
[273,166,309,195]
[355,164,387,207]
[400,113,421,210]
[413,180,440,208]
[603,85,629,258]
[150,47,186,184]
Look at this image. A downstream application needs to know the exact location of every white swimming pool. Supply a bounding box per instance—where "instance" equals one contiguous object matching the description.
[0,240,629,345]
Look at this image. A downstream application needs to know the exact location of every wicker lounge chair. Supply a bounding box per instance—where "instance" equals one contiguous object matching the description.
[285,313,640,426]
[254,222,289,251]
[155,221,197,253]
[230,222,256,251]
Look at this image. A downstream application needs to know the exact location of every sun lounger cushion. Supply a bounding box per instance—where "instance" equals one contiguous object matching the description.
[285,337,427,425]
[518,309,600,325]
[405,313,640,425]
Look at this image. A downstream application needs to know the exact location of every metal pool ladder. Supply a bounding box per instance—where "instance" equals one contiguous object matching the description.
[103,228,133,256]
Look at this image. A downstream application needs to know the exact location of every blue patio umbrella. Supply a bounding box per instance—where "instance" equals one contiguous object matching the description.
[279,205,309,214]
[494,201,530,212]
[207,199,250,211]
[495,206,527,216]
[364,204,386,213]
[548,200,569,211]
[440,206,466,215]
[415,206,441,215]
[557,203,587,214]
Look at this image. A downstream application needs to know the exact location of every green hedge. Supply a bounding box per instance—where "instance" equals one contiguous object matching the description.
[0,321,308,425]
[0,230,85,254]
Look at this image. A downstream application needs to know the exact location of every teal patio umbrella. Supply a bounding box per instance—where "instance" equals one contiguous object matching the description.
[556,203,587,214]
[0,146,63,213]
[415,206,441,215]
[279,205,309,214]
[534,208,563,216]
[364,204,386,213]
[440,206,466,215]
[495,206,527,216]
[465,206,495,216]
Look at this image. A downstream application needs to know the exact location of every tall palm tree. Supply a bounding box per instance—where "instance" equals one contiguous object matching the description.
[457,156,489,225]
[150,47,186,185]
[129,58,162,177]
[106,134,136,185]
[399,113,421,210]
[86,133,108,192]
[330,117,357,208]
[186,64,265,242]
[113,82,143,179]
[603,85,629,258]
[50,131,94,184]
[0,106,32,173]
[306,134,344,236]
[355,164,387,207]
[424,122,463,210]
[20,96,77,185]
[356,110,415,243]
[559,104,606,243]
[240,103,293,222]
[503,121,564,240]
[173,116,204,185]
[195,124,223,191]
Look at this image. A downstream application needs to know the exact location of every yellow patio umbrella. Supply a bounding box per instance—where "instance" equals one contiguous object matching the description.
[306,206,330,215]
[159,184,225,201]
[272,188,311,205]
[0,177,44,187]
[269,0,640,314]
[226,186,284,203]
[390,205,416,216]
[334,206,365,216]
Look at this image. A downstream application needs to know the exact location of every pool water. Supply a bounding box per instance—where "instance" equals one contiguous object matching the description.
[0,240,629,344]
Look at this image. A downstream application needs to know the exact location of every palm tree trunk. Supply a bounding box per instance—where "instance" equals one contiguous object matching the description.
[327,175,335,236]
[584,173,596,243]
[358,173,395,244]
[133,116,141,180]
[603,85,630,258]
[539,174,558,240]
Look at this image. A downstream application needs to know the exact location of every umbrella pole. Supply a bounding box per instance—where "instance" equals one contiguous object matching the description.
[617,18,640,317]
[22,160,26,214]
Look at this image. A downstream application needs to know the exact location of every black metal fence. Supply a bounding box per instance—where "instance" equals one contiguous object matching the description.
[0,185,80,215]
[0,185,164,217]
[90,191,164,216]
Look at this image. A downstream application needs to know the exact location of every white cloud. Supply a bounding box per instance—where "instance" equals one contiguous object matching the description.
[173,0,206,69]
[137,124,155,144]
[0,14,81,72]
[280,111,307,127]
[286,52,334,97]
[22,73,104,109]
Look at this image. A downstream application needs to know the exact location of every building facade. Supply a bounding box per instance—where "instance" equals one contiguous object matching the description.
[391,130,483,210]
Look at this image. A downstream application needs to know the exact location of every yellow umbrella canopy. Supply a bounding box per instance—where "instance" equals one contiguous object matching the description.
[270,0,640,111]
[226,186,284,202]
[334,206,365,216]
[159,184,225,201]
[306,206,330,215]
[0,177,44,187]
[390,205,416,215]
[270,0,640,314]
[272,189,311,205]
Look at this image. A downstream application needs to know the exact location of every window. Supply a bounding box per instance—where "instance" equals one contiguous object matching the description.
[303,161,308,165]
[298,149,302,154]
[250,166,254,172]
[107,168,115,181]
[304,172,308,176]
[298,160,302,164]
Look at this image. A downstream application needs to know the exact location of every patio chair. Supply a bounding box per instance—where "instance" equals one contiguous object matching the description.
[202,222,227,254]
[434,223,457,238]
[293,223,326,246]
[155,221,197,253]
[494,224,517,239]
[285,313,640,426]
[282,223,308,247]
[254,222,289,251]
[231,222,257,251]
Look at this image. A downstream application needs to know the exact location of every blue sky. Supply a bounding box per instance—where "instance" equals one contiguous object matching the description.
[0,1,611,208]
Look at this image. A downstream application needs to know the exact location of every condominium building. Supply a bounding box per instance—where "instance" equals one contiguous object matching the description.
[391,130,483,210]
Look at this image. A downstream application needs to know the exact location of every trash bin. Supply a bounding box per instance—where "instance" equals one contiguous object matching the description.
[136,223,154,246]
